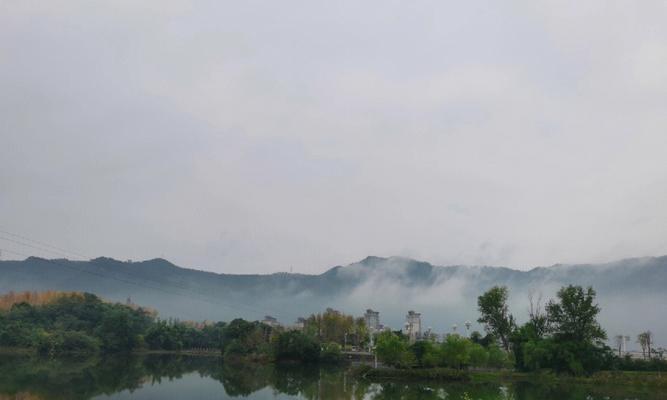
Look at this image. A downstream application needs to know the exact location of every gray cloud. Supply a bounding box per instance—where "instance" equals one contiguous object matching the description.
[1,1,667,273]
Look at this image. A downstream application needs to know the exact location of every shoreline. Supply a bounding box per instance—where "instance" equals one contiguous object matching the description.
[351,365,667,388]
[3,347,666,389]
[0,347,223,356]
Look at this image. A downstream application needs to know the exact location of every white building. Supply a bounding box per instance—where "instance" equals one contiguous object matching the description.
[261,315,280,328]
[403,310,422,342]
[293,317,306,330]
[364,309,380,332]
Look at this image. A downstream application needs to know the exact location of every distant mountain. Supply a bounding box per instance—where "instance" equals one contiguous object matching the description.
[1,255,665,347]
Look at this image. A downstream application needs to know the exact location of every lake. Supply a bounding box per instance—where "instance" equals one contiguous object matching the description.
[0,353,662,400]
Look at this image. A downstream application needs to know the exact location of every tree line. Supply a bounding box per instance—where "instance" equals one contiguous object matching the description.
[478,284,667,374]
[0,292,355,364]
[1,287,665,375]
[479,284,615,375]
[373,284,665,375]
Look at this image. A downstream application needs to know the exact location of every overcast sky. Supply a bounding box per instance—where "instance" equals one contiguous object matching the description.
[1,1,666,274]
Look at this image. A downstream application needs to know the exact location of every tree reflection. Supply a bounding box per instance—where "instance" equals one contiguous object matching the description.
[213,362,273,396]
[0,354,661,400]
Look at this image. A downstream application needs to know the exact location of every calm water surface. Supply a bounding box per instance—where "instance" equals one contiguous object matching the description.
[0,353,661,400]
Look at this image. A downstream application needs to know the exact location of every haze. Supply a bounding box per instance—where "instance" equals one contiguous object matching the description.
[2,1,667,274]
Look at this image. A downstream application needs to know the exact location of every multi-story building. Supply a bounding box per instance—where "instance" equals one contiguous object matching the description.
[364,309,380,332]
[261,315,280,328]
[293,317,306,330]
[403,310,422,342]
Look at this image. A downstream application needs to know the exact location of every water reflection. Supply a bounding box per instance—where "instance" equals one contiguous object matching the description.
[0,354,660,400]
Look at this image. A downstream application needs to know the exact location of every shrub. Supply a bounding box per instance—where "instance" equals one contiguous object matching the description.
[469,343,489,368]
[320,342,343,363]
[410,340,438,367]
[375,331,409,367]
[487,344,510,369]
[273,331,320,362]
[37,330,100,355]
[440,335,472,369]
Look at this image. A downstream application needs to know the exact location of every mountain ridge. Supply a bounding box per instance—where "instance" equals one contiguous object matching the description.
[2,254,666,347]
[20,253,666,278]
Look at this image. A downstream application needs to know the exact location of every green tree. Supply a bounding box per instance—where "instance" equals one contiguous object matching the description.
[304,308,354,344]
[320,342,343,363]
[545,285,611,375]
[95,309,143,352]
[487,343,511,369]
[637,331,654,359]
[477,286,515,351]
[522,338,552,371]
[221,319,271,359]
[36,330,100,355]
[546,286,606,344]
[511,322,545,371]
[440,334,472,369]
[508,291,548,371]
[409,340,438,367]
[353,317,368,348]
[469,343,489,368]
[375,331,409,367]
[273,330,320,362]
[527,290,549,339]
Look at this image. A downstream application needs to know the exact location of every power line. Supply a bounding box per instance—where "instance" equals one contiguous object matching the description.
[0,228,303,320]
[0,237,299,322]
[0,246,287,320]
[0,234,203,301]
[0,235,81,259]
[0,227,88,259]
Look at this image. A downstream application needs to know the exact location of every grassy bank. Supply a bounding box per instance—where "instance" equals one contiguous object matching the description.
[352,365,667,388]
[0,347,35,355]
[470,369,667,387]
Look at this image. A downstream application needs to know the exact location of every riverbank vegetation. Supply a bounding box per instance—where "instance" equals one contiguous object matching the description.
[375,330,511,370]
[0,291,347,364]
[1,287,665,376]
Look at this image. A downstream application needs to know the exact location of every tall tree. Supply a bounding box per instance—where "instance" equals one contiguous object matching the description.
[613,334,624,356]
[527,290,548,339]
[637,332,648,358]
[546,285,606,344]
[304,308,354,344]
[545,285,610,375]
[637,331,653,359]
[477,286,515,351]
[353,317,368,348]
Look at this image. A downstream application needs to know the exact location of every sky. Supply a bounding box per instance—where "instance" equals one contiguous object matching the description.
[1,1,667,274]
